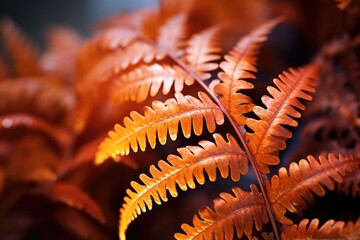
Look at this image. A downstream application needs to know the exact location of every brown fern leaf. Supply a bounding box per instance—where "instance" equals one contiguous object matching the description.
[54,208,110,240]
[76,28,139,79]
[38,182,106,224]
[40,26,82,81]
[0,18,40,76]
[245,63,319,174]
[110,63,194,104]
[281,218,360,240]
[174,185,268,240]
[157,13,188,57]
[95,92,224,164]
[269,153,360,224]
[119,133,247,239]
[183,27,221,80]
[213,18,282,126]
[79,40,163,95]
[337,169,360,197]
[0,114,71,149]
[0,78,74,127]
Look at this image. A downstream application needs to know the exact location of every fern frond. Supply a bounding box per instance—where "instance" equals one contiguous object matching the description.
[79,41,163,94]
[183,27,221,80]
[174,185,268,240]
[0,114,71,149]
[157,13,187,57]
[118,133,247,239]
[0,79,73,126]
[0,18,40,76]
[38,182,106,224]
[110,63,194,104]
[95,92,224,164]
[245,63,319,174]
[269,153,360,224]
[281,218,360,240]
[337,169,360,197]
[76,28,139,78]
[213,18,282,126]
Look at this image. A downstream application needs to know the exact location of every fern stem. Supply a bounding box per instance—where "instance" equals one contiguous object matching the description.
[155,45,280,240]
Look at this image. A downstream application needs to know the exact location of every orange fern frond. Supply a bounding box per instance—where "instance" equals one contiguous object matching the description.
[183,27,221,80]
[119,133,247,239]
[40,26,82,81]
[281,218,360,240]
[245,63,319,174]
[269,153,360,224]
[174,185,268,240]
[38,182,106,224]
[0,18,40,76]
[76,28,139,79]
[0,114,71,149]
[213,18,282,126]
[79,41,163,95]
[157,13,188,57]
[0,79,74,126]
[337,169,360,197]
[110,63,194,104]
[95,92,224,164]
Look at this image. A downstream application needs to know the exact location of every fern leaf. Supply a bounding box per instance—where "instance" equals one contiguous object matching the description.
[95,92,224,164]
[337,169,360,197]
[54,209,110,240]
[214,18,282,125]
[40,26,82,81]
[0,79,73,126]
[110,63,194,104]
[157,13,187,57]
[0,18,40,76]
[76,28,139,78]
[40,182,106,224]
[281,218,360,240]
[184,27,221,80]
[245,64,319,174]
[79,41,163,95]
[118,133,247,239]
[174,185,268,240]
[0,114,71,149]
[269,153,360,224]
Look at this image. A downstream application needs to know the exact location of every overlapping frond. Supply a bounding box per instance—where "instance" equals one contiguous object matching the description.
[119,133,247,239]
[337,169,360,197]
[213,18,282,125]
[79,40,164,95]
[157,13,187,57]
[39,182,106,224]
[174,185,268,240]
[183,27,221,80]
[95,92,224,164]
[0,78,73,126]
[269,153,360,224]
[0,18,40,76]
[281,218,360,240]
[245,63,319,174]
[110,63,194,104]
[40,26,82,81]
